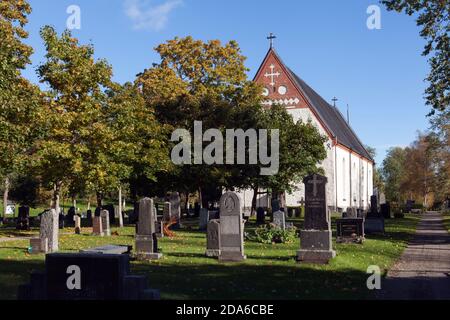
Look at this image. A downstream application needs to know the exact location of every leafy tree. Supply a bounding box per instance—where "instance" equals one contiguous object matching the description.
[0,0,41,218]
[381,147,407,202]
[381,0,449,115]
[136,36,261,206]
[35,26,119,211]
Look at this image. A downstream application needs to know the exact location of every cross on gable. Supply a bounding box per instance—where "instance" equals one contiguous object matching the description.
[308,175,322,197]
[264,64,280,87]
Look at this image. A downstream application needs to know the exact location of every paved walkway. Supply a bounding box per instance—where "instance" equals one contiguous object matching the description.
[379,211,450,300]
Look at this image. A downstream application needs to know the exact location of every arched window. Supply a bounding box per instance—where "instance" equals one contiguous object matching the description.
[342,158,346,200]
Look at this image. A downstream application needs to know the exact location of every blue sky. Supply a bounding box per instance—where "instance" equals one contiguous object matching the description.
[23,0,431,165]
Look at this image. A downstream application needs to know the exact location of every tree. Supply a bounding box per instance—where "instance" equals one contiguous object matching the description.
[365,146,385,193]
[381,147,407,202]
[35,26,118,212]
[233,105,327,213]
[381,0,449,115]
[0,0,41,218]
[136,36,261,206]
[430,110,450,203]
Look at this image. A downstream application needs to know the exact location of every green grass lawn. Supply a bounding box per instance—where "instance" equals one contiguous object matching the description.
[0,215,420,300]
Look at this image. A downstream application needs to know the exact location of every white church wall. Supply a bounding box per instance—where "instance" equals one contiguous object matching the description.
[336,147,351,210]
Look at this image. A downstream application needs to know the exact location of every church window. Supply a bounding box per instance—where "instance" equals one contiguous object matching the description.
[342,158,346,200]
[262,87,269,96]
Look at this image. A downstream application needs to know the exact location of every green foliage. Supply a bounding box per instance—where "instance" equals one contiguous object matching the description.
[381,0,449,115]
[250,223,298,244]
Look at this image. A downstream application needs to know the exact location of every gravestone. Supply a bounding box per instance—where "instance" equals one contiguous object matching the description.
[272,210,286,230]
[129,202,139,224]
[297,174,335,264]
[92,216,103,236]
[100,210,111,237]
[103,204,116,225]
[199,208,209,230]
[81,245,132,255]
[381,202,391,219]
[256,207,265,225]
[365,194,385,234]
[206,219,220,257]
[218,192,246,262]
[86,210,93,226]
[336,218,365,243]
[66,206,76,226]
[58,213,65,229]
[135,198,162,260]
[74,215,81,234]
[194,202,200,217]
[163,201,171,222]
[17,206,30,230]
[94,206,101,217]
[40,209,59,253]
[18,253,160,300]
[169,192,181,224]
[155,220,164,238]
[271,199,280,213]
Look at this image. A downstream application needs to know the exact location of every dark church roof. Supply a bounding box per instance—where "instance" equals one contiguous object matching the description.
[257,48,373,162]
[286,68,374,162]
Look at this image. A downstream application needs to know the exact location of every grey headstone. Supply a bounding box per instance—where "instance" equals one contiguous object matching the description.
[73,215,81,234]
[135,198,161,260]
[206,219,220,257]
[101,210,111,236]
[40,209,59,253]
[272,210,286,230]
[163,201,171,222]
[92,216,103,236]
[218,192,245,262]
[169,192,181,222]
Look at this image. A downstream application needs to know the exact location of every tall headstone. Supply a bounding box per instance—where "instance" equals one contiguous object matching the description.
[135,198,162,260]
[199,208,209,230]
[169,192,181,223]
[100,210,111,237]
[272,210,286,230]
[218,192,246,262]
[40,209,59,253]
[365,194,385,234]
[297,174,335,264]
[256,207,265,225]
[163,202,172,222]
[205,220,220,257]
[74,215,81,234]
[92,216,103,236]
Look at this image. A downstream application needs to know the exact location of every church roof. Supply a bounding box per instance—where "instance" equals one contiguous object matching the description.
[256,48,374,162]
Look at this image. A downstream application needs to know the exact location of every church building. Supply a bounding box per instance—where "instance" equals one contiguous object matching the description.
[238,43,374,212]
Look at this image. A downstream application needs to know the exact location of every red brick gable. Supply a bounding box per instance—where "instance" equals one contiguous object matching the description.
[253,49,308,109]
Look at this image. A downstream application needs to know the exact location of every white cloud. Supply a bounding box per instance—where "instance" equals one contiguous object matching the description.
[124,0,183,31]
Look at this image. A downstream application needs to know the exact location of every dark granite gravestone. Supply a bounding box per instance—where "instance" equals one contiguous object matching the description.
[194,202,200,217]
[128,202,139,224]
[102,204,115,225]
[163,201,171,222]
[218,192,246,262]
[17,206,30,231]
[381,202,391,219]
[297,174,335,264]
[135,198,161,260]
[66,207,76,226]
[94,206,101,217]
[271,199,280,213]
[256,207,265,225]
[365,194,385,234]
[205,219,220,257]
[199,208,209,230]
[169,192,181,225]
[405,200,414,213]
[17,253,159,300]
[336,218,365,243]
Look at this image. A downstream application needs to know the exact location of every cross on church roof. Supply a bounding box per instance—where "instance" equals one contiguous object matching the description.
[332,97,338,107]
[267,33,276,48]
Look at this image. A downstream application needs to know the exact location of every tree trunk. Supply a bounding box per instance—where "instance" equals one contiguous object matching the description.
[52,181,63,215]
[118,186,124,228]
[96,192,103,208]
[3,177,10,220]
[251,185,258,216]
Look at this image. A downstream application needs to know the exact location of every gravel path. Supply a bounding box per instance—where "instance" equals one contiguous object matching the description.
[379,211,450,300]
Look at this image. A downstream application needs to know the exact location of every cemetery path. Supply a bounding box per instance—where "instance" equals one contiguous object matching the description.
[379,211,450,300]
